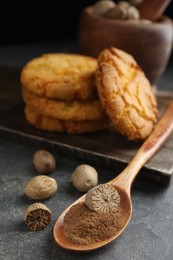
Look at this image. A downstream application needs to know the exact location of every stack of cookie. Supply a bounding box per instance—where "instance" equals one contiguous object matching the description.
[21,53,108,134]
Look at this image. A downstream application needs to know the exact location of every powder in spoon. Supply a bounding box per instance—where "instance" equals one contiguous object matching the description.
[63,202,123,245]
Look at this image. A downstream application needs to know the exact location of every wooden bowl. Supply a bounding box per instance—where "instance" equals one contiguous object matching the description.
[78,7,173,85]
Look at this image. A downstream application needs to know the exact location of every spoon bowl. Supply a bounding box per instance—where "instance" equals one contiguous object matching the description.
[53,101,173,252]
[53,189,132,252]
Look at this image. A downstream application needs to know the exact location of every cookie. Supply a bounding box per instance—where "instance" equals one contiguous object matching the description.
[21,53,97,101]
[22,88,106,121]
[95,47,158,141]
[24,105,108,134]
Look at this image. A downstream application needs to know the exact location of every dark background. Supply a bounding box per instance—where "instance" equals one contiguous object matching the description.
[0,0,173,46]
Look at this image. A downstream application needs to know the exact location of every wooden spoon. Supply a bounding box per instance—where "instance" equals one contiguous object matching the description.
[137,0,171,21]
[53,101,173,252]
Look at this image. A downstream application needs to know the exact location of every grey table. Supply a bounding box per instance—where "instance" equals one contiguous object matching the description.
[0,41,173,260]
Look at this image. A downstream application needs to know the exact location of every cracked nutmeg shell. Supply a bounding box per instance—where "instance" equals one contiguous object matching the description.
[23,203,51,231]
[85,183,121,213]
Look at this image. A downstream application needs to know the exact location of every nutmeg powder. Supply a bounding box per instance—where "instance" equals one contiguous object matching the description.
[63,202,123,245]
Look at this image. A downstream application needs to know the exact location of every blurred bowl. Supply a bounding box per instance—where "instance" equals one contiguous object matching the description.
[78,7,173,85]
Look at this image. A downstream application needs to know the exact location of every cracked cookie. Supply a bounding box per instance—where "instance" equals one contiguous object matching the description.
[21,53,97,101]
[95,47,158,141]
[24,105,109,134]
[22,88,106,121]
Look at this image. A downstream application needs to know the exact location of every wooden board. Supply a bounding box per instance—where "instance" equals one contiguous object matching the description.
[0,66,173,185]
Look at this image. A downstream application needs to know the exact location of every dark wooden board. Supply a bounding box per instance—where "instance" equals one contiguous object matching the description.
[0,65,173,185]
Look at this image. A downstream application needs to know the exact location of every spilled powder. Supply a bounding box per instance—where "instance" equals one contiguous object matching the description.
[63,202,124,245]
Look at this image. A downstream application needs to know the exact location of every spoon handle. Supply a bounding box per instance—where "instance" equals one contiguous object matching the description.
[138,0,171,21]
[111,100,173,193]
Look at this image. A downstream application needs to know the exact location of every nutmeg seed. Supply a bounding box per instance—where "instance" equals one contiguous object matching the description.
[127,6,140,19]
[117,1,130,9]
[24,175,58,200]
[71,164,98,192]
[93,0,116,16]
[104,5,127,19]
[33,150,56,174]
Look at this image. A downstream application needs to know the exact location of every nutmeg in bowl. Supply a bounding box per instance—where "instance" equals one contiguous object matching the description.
[78,6,173,85]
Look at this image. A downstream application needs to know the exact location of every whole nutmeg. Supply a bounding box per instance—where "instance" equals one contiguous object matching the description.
[117,1,130,9]
[127,6,140,19]
[93,0,116,16]
[24,175,58,200]
[104,5,127,19]
[116,1,130,19]
[71,164,98,192]
[33,150,56,174]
